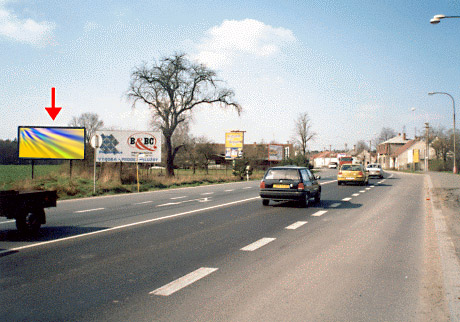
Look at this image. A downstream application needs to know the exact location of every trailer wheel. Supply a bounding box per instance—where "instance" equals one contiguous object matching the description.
[16,209,44,233]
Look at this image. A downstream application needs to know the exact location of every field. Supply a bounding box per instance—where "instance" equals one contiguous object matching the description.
[0,165,61,189]
[0,164,265,200]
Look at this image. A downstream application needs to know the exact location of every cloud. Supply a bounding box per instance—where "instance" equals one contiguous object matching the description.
[0,3,55,46]
[192,19,296,68]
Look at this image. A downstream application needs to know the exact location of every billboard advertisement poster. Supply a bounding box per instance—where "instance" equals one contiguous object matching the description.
[413,149,420,163]
[268,144,283,161]
[18,126,85,160]
[225,147,242,159]
[95,130,161,163]
[225,131,244,159]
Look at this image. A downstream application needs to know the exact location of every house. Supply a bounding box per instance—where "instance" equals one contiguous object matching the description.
[377,133,411,169]
[393,139,435,171]
[312,151,338,168]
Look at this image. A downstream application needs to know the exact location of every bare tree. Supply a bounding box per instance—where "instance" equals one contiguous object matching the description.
[68,112,104,144]
[375,127,397,145]
[196,136,216,174]
[355,140,368,153]
[127,53,241,177]
[292,112,316,156]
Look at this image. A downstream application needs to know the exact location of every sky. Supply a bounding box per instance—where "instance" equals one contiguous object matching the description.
[2,0,460,151]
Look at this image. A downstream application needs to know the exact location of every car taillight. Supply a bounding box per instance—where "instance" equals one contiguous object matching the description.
[358,171,363,176]
[260,181,265,189]
[338,171,342,175]
[298,183,305,190]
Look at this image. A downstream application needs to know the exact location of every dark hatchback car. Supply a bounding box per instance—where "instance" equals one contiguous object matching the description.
[259,166,321,207]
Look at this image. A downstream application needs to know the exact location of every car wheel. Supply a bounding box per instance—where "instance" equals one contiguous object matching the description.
[298,194,309,208]
[314,191,321,204]
[262,199,269,206]
[338,181,341,186]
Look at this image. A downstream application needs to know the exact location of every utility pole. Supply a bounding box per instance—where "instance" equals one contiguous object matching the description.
[425,122,430,171]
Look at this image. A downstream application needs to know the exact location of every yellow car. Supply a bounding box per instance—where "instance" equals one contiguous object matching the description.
[337,164,368,186]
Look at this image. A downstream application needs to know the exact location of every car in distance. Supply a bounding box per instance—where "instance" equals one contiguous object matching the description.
[259,166,321,207]
[328,162,338,169]
[366,163,384,178]
[337,164,368,186]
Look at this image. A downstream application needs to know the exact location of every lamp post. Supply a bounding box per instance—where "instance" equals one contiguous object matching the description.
[428,92,457,174]
[430,14,460,24]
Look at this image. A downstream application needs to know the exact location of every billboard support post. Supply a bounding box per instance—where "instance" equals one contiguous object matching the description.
[91,134,100,195]
[69,160,72,180]
[31,160,34,180]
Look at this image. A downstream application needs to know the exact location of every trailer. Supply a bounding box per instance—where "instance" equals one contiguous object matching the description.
[0,190,57,233]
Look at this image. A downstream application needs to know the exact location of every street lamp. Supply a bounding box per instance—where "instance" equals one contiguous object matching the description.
[430,14,460,24]
[428,92,457,174]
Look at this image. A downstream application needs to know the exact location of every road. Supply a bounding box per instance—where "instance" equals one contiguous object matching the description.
[0,169,433,321]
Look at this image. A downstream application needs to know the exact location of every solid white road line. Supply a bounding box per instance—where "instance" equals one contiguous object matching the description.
[312,210,328,217]
[74,208,105,213]
[342,197,352,201]
[0,197,260,254]
[241,237,276,251]
[134,201,153,205]
[329,203,341,208]
[201,192,214,195]
[352,193,360,197]
[285,221,308,230]
[170,196,187,200]
[150,267,218,296]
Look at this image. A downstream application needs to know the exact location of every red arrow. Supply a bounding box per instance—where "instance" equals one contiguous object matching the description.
[45,87,62,121]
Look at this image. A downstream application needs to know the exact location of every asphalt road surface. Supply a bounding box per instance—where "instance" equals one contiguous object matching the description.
[0,169,430,321]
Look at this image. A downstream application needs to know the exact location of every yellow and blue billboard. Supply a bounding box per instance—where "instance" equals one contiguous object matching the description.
[18,126,86,160]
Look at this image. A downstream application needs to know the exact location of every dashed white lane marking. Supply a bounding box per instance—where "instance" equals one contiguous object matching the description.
[359,190,366,193]
[201,192,214,195]
[135,201,153,205]
[224,189,234,192]
[241,238,276,251]
[370,185,375,188]
[0,220,15,225]
[285,221,308,230]
[312,210,328,217]
[157,202,181,207]
[342,197,352,201]
[74,208,105,213]
[352,193,360,197]
[365,188,371,190]
[150,267,218,296]
[322,180,337,184]
[170,196,187,200]
[329,203,341,208]
[242,187,252,190]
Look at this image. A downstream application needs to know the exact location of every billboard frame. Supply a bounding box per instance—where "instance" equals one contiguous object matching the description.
[18,126,86,160]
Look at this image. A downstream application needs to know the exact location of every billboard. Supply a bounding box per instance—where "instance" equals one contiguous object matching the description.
[18,126,85,160]
[225,131,244,159]
[95,130,161,163]
[413,149,420,163]
[268,144,284,161]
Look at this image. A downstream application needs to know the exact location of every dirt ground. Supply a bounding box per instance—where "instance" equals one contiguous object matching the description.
[418,179,450,321]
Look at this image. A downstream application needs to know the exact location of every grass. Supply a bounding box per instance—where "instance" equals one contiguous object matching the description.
[0,164,265,200]
[0,165,61,190]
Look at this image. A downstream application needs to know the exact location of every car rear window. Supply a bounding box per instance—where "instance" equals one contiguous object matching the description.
[341,165,362,171]
[265,169,300,180]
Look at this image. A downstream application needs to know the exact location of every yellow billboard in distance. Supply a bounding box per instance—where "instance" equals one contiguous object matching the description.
[225,132,244,148]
